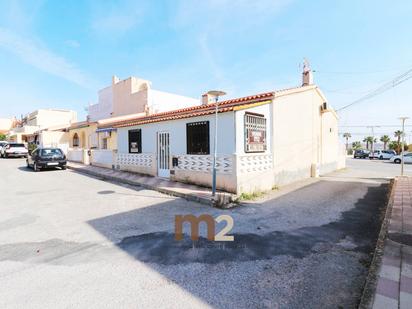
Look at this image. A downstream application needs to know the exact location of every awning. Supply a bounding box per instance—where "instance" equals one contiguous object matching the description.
[96,127,117,133]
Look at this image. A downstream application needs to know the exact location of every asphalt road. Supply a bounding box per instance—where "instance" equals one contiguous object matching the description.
[0,157,392,308]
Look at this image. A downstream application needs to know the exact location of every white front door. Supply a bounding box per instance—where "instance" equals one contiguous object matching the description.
[157,132,170,178]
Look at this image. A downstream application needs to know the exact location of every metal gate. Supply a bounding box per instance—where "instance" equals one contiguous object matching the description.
[157,132,170,178]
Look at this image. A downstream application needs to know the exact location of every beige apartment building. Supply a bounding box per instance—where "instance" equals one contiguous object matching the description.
[8,109,77,148]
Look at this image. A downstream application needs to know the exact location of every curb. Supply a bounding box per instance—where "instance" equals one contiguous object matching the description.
[67,164,215,207]
[358,179,395,309]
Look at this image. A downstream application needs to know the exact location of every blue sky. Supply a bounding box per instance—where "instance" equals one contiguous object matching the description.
[0,0,412,140]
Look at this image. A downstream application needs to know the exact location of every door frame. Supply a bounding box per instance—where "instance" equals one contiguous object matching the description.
[157,131,170,178]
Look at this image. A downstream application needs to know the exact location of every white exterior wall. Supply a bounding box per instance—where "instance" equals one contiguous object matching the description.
[320,109,345,173]
[234,103,272,155]
[272,88,340,185]
[90,149,115,168]
[234,103,274,193]
[149,89,200,114]
[117,112,235,155]
[272,90,319,185]
[116,112,237,191]
[38,131,70,154]
[27,110,77,129]
[88,86,113,121]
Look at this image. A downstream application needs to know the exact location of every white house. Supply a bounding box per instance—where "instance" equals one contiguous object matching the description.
[97,70,344,194]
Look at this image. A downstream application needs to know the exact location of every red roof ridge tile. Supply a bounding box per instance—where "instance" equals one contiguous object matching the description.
[101,85,315,129]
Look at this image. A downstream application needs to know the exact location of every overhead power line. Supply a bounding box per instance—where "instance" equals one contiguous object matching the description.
[336,68,412,112]
[315,63,412,75]
[340,125,412,128]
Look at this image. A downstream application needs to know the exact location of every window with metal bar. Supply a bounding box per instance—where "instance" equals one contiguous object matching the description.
[186,121,210,155]
[128,129,142,153]
[244,113,267,152]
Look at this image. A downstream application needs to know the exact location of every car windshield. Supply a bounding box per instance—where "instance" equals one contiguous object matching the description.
[41,149,63,156]
[10,143,25,147]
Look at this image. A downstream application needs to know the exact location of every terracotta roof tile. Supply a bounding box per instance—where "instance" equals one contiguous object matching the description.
[68,120,97,130]
[107,92,274,128]
[102,85,316,129]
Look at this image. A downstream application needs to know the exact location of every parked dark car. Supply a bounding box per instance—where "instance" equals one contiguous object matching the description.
[26,147,67,172]
[354,149,369,159]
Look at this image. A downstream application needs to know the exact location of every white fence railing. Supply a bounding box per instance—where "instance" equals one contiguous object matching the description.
[237,153,273,174]
[175,154,233,174]
[116,153,154,168]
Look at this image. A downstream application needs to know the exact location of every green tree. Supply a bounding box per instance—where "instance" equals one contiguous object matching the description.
[380,135,390,150]
[394,130,404,154]
[343,132,351,151]
[0,133,6,141]
[363,136,376,151]
[389,141,408,153]
[352,141,362,150]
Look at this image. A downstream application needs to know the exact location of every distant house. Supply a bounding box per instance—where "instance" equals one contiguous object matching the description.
[0,118,13,135]
[7,109,77,146]
[93,68,344,194]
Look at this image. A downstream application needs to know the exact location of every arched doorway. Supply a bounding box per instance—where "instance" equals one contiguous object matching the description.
[73,133,80,147]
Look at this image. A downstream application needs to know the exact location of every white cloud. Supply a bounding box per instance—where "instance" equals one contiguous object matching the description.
[169,0,294,96]
[0,28,97,89]
[198,33,235,92]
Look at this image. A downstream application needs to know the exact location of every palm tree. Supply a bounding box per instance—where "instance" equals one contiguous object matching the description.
[389,141,398,151]
[380,135,390,150]
[352,141,362,150]
[363,136,376,151]
[363,137,369,150]
[394,130,403,154]
[343,132,351,151]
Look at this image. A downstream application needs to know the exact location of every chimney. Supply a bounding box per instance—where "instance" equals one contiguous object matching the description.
[112,75,120,85]
[201,93,217,105]
[302,58,313,86]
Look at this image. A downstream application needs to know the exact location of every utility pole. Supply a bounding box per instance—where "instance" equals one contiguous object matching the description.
[367,125,380,158]
[399,117,409,176]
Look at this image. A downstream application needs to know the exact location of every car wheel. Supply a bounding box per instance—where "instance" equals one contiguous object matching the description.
[379,156,383,160]
[33,162,40,172]
[394,159,401,164]
[4,153,8,158]
[61,166,66,170]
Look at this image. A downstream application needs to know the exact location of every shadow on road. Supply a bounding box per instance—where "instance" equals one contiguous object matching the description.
[86,180,389,308]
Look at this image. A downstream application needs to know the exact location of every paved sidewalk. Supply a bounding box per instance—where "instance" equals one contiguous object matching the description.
[67,161,234,207]
[372,177,412,309]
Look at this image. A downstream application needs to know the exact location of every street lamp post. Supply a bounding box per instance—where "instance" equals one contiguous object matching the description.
[207,90,226,199]
[399,117,409,176]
